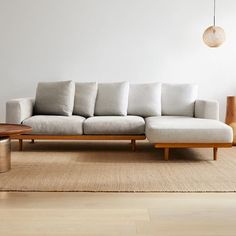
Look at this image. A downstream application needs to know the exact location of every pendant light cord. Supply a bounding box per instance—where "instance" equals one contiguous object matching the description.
[213,0,216,26]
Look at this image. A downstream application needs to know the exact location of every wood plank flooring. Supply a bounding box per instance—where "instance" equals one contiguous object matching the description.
[0,192,236,235]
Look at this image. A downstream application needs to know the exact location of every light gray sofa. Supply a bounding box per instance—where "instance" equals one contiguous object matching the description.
[6,81,233,160]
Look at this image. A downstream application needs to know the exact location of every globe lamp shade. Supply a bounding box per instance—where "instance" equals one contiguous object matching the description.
[203,26,226,48]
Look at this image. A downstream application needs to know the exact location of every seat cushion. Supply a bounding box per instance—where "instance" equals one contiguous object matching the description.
[145,116,233,143]
[73,82,97,117]
[22,115,85,135]
[128,82,162,117]
[162,83,198,117]
[35,81,75,116]
[95,82,129,116]
[84,116,145,135]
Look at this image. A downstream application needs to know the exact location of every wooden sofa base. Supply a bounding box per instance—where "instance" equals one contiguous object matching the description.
[154,143,233,161]
[11,134,146,152]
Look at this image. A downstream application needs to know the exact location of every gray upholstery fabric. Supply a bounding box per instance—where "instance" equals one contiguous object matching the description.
[35,81,75,116]
[146,116,233,143]
[162,83,198,117]
[22,115,85,135]
[95,82,129,116]
[128,83,162,117]
[6,98,35,124]
[73,82,97,117]
[195,99,219,120]
[84,116,145,134]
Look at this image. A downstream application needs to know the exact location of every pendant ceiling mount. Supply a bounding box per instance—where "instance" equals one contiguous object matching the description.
[203,0,225,48]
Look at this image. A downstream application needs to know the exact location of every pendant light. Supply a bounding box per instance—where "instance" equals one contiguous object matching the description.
[203,0,225,47]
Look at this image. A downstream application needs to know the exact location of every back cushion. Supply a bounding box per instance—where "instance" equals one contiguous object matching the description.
[35,80,75,116]
[128,83,161,117]
[73,82,97,117]
[95,82,129,116]
[162,83,198,117]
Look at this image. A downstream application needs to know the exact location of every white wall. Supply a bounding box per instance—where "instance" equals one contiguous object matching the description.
[0,0,236,121]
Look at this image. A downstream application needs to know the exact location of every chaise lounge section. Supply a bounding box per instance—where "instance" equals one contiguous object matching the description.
[6,81,233,160]
[146,116,232,160]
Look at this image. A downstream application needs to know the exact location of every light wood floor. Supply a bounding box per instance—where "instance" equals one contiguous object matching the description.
[0,192,236,235]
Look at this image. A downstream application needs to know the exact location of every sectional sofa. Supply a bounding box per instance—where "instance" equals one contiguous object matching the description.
[6,81,233,160]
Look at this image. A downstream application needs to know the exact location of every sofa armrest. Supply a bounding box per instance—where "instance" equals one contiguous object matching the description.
[6,98,35,124]
[194,99,219,120]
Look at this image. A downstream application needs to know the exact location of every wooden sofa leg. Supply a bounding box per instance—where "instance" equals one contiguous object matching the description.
[131,139,136,152]
[19,139,23,151]
[213,147,218,161]
[164,148,169,161]
[31,139,35,144]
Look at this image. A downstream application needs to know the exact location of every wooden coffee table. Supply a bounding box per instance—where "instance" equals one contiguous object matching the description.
[0,124,32,173]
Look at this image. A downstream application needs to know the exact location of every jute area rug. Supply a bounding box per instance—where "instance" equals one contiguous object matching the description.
[0,141,236,192]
